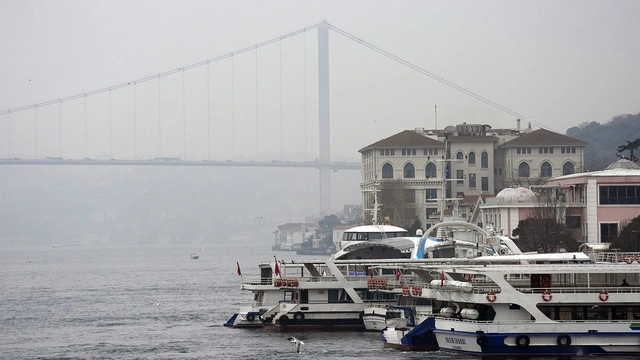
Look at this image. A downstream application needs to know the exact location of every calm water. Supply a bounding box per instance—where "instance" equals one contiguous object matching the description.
[0,241,623,359]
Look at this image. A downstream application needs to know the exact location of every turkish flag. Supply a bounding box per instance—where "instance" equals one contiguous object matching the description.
[396,269,401,281]
[274,256,280,276]
[440,270,445,287]
[369,268,374,278]
[236,262,242,277]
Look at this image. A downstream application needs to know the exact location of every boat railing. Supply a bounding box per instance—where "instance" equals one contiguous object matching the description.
[436,317,634,325]
[587,251,640,264]
[242,275,421,288]
[513,286,640,295]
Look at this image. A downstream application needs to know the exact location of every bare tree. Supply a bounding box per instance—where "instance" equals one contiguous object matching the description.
[512,191,579,253]
[376,180,417,229]
[502,170,548,188]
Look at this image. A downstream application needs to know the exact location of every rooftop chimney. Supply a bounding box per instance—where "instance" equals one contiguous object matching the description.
[516,118,521,130]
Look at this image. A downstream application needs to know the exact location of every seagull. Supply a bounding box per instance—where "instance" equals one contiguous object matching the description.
[154,298,161,306]
[287,336,304,353]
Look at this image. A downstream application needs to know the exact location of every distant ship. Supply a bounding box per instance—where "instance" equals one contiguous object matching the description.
[51,241,83,248]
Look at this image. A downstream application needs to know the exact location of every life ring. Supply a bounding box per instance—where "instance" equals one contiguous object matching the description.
[486,291,497,302]
[557,334,571,347]
[515,334,530,347]
[278,314,289,325]
[402,285,410,295]
[625,255,634,264]
[246,313,255,322]
[293,312,305,321]
[599,290,609,302]
[421,329,436,342]
[411,286,422,296]
[542,290,552,302]
[477,335,489,347]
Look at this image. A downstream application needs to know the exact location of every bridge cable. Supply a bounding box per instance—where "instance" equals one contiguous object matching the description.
[327,24,527,120]
[0,23,320,116]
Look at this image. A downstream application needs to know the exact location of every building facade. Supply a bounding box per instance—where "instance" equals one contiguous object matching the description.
[359,120,588,229]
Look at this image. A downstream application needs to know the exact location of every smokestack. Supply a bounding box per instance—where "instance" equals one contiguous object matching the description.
[516,118,521,130]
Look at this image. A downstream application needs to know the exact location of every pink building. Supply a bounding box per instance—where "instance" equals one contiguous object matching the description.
[480,159,640,244]
[546,159,640,243]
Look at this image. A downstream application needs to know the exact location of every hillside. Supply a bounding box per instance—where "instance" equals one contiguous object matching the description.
[565,112,640,171]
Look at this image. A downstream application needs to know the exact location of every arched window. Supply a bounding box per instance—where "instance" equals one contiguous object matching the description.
[404,163,415,178]
[563,162,575,175]
[425,162,437,178]
[540,162,552,177]
[456,151,464,160]
[518,162,530,178]
[468,151,476,165]
[382,163,394,179]
[481,151,489,168]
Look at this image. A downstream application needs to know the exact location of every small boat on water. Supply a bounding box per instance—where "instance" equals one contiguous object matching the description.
[190,254,199,259]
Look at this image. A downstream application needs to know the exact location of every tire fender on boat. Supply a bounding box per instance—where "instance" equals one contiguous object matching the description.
[279,314,289,325]
[359,311,364,320]
[557,334,571,347]
[421,329,435,342]
[476,335,489,347]
[515,334,530,348]
[246,313,255,322]
[294,312,305,322]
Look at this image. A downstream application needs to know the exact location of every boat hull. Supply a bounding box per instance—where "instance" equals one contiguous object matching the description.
[381,317,439,352]
[434,329,640,356]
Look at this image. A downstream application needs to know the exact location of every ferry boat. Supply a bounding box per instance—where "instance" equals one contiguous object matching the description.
[225,259,412,331]
[418,252,640,357]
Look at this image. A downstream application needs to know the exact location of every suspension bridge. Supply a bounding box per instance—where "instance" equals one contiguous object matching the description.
[0,21,525,214]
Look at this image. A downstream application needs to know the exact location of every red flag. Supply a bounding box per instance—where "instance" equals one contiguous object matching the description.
[274,256,280,276]
[396,268,401,281]
[236,262,242,277]
[440,270,445,288]
[369,268,374,278]
[467,273,473,282]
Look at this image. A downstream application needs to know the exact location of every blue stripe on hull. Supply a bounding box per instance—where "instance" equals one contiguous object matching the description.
[437,330,640,356]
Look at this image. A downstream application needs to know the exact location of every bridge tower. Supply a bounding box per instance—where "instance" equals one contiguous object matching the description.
[318,21,331,216]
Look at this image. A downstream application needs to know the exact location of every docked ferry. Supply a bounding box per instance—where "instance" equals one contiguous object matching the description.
[420,252,640,356]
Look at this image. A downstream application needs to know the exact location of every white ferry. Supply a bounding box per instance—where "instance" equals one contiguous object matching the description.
[417,252,640,356]
[225,259,413,331]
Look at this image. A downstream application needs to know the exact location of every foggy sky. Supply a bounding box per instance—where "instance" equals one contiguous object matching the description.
[1,0,639,161]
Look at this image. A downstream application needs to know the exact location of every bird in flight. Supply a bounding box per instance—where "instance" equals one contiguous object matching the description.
[154,298,161,306]
[287,336,304,353]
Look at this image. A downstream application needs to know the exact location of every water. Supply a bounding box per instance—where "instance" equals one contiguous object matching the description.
[0,242,628,359]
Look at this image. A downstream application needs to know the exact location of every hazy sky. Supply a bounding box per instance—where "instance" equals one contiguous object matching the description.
[1,1,639,161]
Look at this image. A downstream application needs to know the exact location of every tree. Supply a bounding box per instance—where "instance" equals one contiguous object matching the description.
[616,138,640,162]
[315,214,341,249]
[407,217,423,237]
[377,180,418,229]
[511,192,579,253]
[610,215,640,252]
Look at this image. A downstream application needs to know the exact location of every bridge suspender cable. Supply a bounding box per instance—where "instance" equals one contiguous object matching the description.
[0,24,321,116]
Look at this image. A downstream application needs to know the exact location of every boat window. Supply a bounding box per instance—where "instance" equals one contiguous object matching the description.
[283,291,294,302]
[357,233,369,241]
[368,232,382,239]
[328,289,340,303]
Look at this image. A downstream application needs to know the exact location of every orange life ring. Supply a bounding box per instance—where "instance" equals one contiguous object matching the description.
[598,290,609,301]
[402,285,410,295]
[542,290,552,302]
[486,291,497,302]
[625,255,634,264]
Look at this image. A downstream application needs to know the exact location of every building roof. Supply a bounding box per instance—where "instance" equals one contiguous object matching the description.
[277,222,304,231]
[549,159,640,181]
[448,135,499,142]
[501,128,588,147]
[359,130,443,152]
